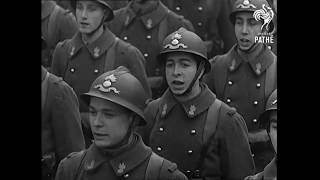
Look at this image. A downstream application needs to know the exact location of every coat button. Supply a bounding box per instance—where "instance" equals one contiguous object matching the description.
[176,6,181,11]
[194,169,200,177]
[253,101,258,105]
[187,150,193,155]
[190,129,196,135]
[155,68,160,75]
[256,83,261,88]
[253,119,257,123]
[70,68,75,73]
[198,6,203,12]
[123,174,129,178]
[268,46,272,49]
[94,69,99,74]
[144,53,149,58]
[197,22,203,27]
[228,81,233,85]
[252,154,255,157]
[146,35,151,40]
[226,98,231,103]
[157,147,162,152]
[159,127,164,132]
[123,36,128,41]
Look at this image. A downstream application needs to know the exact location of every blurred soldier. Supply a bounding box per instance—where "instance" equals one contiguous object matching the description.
[141,28,255,179]
[244,89,277,180]
[108,0,194,99]
[204,0,277,173]
[42,38,85,180]
[51,0,151,148]
[42,0,78,69]
[55,66,187,180]
[161,0,237,58]
[107,0,129,10]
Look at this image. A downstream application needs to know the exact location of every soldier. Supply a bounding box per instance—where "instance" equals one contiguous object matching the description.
[140,27,255,180]
[161,0,238,58]
[244,89,277,180]
[55,66,188,180]
[108,0,194,99]
[51,0,151,148]
[42,63,85,179]
[204,0,277,173]
[42,0,78,69]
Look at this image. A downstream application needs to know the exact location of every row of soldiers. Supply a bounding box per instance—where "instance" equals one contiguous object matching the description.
[42,0,277,179]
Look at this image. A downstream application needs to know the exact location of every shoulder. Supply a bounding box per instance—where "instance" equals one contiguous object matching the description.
[56,150,86,179]
[243,172,264,180]
[218,102,247,131]
[166,10,194,30]
[116,39,143,60]
[48,73,76,99]
[161,159,188,180]
[145,98,162,114]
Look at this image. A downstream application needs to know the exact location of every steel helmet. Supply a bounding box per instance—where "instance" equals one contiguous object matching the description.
[158,27,211,74]
[81,66,148,126]
[259,89,277,130]
[71,0,114,21]
[230,0,275,33]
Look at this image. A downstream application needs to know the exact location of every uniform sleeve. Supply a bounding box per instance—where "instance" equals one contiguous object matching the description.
[57,11,78,43]
[217,112,255,180]
[51,41,67,77]
[55,152,83,180]
[124,45,152,99]
[51,80,85,162]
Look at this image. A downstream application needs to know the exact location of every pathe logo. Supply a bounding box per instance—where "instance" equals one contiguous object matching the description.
[253,4,274,31]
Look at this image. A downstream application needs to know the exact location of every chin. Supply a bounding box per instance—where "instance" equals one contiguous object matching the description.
[79,28,93,34]
[94,140,112,148]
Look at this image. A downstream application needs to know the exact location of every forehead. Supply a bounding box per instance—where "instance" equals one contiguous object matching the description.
[166,52,196,62]
[235,11,255,20]
[77,0,100,6]
[89,97,127,112]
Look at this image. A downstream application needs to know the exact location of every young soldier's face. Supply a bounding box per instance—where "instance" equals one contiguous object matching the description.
[76,1,106,34]
[235,12,263,51]
[268,111,277,153]
[89,97,132,148]
[165,53,198,95]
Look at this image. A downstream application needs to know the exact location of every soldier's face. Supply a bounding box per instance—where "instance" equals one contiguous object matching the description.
[165,53,199,95]
[268,111,277,153]
[89,97,132,148]
[235,12,263,51]
[76,1,106,34]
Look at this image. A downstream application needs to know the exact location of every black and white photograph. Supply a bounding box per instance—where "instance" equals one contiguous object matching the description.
[41,0,277,179]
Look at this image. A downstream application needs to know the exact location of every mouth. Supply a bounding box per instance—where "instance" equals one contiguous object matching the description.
[79,22,89,27]
[171,80,184,85]
[93,132,109,138]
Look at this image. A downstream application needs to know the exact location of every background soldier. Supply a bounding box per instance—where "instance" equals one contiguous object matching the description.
[42,0,78,70]
[161,0,237,58]
[108,0,194,99]
[55,66,187,180]
[204,0,277,173]
[245,89,277,180]
[51,0,151,148]
[42,36,85,179]
[141,28,255,179]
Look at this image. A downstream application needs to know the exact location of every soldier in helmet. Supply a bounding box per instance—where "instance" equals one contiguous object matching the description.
[244,89,277,180]
[55,66,188,180]
[42,0,78,70]
[51,0,151,148]
[204,0,277,172]
[108,0,194,99]
[140,27,255,180]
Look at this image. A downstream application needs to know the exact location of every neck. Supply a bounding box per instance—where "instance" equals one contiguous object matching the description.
[237,43,263,62]
[82,25,104,45]
[175,82,202,102]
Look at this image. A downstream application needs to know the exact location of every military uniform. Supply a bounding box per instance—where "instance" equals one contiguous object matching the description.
[51,27,151,147]
[108,0,194,98]
[55,133,187,180]
[141,83,255,179]
[204,44,277,172]
[42,66,85,179]
[244,156,277,180]
[161,0,237,58]
[42,1,78,69]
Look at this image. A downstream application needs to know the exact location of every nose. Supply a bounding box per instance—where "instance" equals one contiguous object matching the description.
[92,113,103,127]
[80,9,88,19]
[173,64,182,76]
[241,23,249,35]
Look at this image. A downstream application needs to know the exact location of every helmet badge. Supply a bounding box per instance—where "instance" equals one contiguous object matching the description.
[94,74,120,94]
[253,4,274,31]
[164,32,188,50]
[272,99,277,105]
[237,0,256,9]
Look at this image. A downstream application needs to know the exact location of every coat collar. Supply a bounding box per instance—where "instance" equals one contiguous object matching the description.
[263,157,277,179]
[124,1,168,30]
[159,83,215,118]
[228,44,276,76]
[41,1,56,20]
[82,134,152,176]
[41,66,48,82]
[67,27,116,60]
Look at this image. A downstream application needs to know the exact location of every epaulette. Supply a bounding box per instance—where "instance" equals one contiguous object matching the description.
[165,161,177,173]
[64,150,85,161]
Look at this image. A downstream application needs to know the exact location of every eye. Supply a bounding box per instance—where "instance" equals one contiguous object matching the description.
[89,109,97,116]
[87,5,98,12]
[249,19,259,26]
[166,61,174,68]
[102,111,114,117]
[76,3,83,10]
[235,19,242,25]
